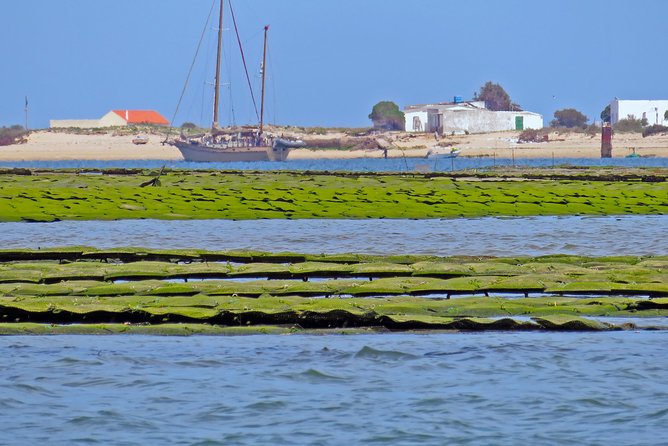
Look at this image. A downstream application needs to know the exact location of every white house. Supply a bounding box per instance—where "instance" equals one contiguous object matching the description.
[609,99,668,126]
[404,100,543,134]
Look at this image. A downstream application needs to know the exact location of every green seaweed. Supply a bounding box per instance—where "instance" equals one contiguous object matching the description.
[0,169,664,221]
[0,323,293,336]
[0,248,665,333]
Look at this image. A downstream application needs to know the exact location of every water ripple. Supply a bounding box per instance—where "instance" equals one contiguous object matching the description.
[291,368,348,382]
[353,345,419,361]
[0,215,666,256]
[1,332,668,445]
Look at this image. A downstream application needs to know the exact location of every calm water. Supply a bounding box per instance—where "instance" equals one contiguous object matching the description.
[1,156,667,171]
[2,215,666,256]
[2,332,667,445]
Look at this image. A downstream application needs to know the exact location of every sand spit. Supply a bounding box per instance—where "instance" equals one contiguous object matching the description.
[0,128,666,161]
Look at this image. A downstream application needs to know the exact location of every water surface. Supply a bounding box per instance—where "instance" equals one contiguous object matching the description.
[2,332,666,445]
[2,156,667,171]
[3,215,666,256]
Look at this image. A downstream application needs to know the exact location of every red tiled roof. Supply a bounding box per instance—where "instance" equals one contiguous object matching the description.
[113,110,169,125]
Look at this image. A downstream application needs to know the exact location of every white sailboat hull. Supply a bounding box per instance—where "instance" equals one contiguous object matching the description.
[174,142,290,162]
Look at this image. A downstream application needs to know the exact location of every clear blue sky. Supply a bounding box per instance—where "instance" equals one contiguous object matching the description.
[2,0,667,129]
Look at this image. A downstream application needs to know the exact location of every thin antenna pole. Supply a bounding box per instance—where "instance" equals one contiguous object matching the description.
[212,0,224,129]
[24,96,29,131]
[259,25,269,134]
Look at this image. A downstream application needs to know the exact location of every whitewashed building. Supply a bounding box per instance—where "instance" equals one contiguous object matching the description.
[404,100,543,134]
[609,99,668,126]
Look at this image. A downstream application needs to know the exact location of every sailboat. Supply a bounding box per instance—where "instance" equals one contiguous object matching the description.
[169,1,303,162]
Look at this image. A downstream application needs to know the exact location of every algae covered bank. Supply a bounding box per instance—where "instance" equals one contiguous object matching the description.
[0,166,666,334]
[0,167,665,222]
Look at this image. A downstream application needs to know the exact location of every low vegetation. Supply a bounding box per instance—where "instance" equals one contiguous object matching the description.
[517,128,548,143]
[0,125,29,146]
[0,168,665,222]
[0,248,665,334]
[49,125,170,136]
[642,124,668,138]
[546,124,599,137]
[615,118,645,133]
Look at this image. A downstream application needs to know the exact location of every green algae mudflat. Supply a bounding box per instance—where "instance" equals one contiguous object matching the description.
[0,247,666,334]
[0,167,665,221]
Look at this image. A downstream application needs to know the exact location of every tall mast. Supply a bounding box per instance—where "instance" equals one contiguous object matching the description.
[212,0,224,129]
[259,25,269,134]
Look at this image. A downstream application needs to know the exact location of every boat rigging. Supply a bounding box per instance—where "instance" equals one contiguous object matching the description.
[167,0,303,162]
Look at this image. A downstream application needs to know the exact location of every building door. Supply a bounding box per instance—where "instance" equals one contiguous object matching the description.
[515,116,524,130]
[412,116,423,132]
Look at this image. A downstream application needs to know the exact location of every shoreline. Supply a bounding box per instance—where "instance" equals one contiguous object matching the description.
[0,129,666,161]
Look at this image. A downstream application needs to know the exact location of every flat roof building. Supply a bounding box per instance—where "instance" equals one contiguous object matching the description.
[404,99,543,134]
[609,99,668,126]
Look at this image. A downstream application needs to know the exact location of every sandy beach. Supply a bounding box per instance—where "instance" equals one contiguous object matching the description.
[1,129,666,161]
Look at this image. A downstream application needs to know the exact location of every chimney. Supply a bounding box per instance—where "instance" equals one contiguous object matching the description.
[125,110,129,122]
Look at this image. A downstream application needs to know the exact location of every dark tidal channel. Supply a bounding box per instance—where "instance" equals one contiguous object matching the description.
[2,215,666,256]
[2,332,667,445]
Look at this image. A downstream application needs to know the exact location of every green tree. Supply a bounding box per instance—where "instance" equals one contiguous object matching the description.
[475,81,521,111]
[664,110,668,121]
[600,105,611,123]
[368,101,405,130]
[551,108,588,128]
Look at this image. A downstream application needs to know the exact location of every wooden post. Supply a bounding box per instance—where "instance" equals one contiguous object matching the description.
[601,123,613,158]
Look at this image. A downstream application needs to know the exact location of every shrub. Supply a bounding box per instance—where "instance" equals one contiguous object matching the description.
[585,124,600,137]
[0,125,28,146]
[181,122,197,129]
[614,118,644,133]
[642,124,668,138]
[518,128,548,143]
[301,127,330,135]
